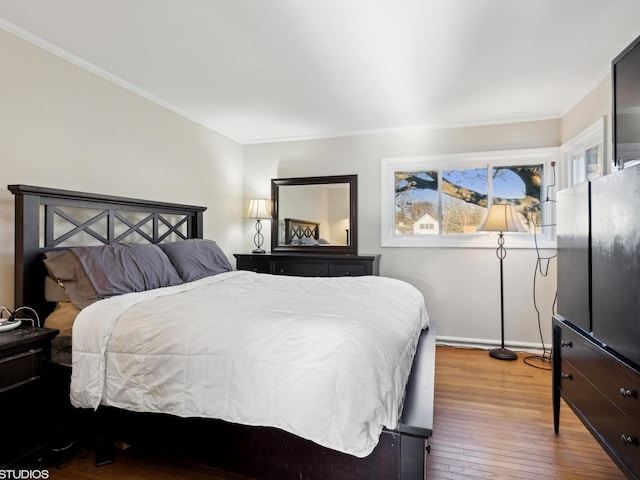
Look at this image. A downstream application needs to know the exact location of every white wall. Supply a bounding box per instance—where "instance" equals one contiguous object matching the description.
[0,30,245,312]
[244,121,561,348]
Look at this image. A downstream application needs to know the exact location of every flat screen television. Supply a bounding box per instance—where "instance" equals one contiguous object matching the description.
[613,33,640,169]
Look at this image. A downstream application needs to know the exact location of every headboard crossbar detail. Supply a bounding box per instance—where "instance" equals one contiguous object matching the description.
[284,218,320,245]
[9,184,207,320]
[45,206,191,247]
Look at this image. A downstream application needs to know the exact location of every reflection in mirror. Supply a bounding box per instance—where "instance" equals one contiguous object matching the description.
[271,175,357,255]
[278,184,350,245]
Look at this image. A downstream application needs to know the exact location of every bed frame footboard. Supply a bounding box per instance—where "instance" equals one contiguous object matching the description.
[90,327,435,480]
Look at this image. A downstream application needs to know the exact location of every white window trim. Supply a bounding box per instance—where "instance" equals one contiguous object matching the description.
[381,147,559,249]
[560,116,606,188]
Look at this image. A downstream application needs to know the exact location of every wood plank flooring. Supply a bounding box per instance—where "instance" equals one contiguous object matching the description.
[48,346,625,480]
[427,346,624,480]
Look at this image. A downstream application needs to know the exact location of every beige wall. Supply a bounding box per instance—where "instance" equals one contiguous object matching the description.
[0,30,244,312]
[244,121,561,347]
[561,75,612,171]
[1,24,614,349]
[244,76,614,348]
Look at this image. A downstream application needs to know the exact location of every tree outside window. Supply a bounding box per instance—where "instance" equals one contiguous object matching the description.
[382,148,557,248]
[394,164,542,236]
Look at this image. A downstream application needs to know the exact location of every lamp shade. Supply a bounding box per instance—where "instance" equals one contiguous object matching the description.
[477,204,526,233]
[246,198,271,219]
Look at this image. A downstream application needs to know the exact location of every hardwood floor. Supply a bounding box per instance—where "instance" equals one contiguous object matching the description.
[48,346,624,480]
[427,346,624,480]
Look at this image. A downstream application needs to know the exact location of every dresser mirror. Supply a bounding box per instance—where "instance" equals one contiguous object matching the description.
[271,174,357,254]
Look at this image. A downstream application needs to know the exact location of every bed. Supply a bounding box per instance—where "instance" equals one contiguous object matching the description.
[9,184,435,480]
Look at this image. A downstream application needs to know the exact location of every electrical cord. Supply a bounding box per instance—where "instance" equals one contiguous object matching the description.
[0,306,13,318]
[13,305,41,327]
[522,162,557,370]
[0,305,41,328]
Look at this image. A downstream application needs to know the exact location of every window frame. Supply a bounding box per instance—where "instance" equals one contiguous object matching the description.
[561,116,606,188]
[381,147,559,249]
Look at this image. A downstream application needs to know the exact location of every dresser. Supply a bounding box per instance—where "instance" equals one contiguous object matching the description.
[555,173,640,479]
[234,253,380,277]
[553,316,640,478]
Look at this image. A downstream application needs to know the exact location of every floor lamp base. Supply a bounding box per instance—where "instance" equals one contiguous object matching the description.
[489,347,517,361]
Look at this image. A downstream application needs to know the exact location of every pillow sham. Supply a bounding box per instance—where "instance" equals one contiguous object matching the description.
[43,250,100,309]
[44,243,183,307]
[158,239,232,282]
[44,274,71,303]
[43,300,80,349]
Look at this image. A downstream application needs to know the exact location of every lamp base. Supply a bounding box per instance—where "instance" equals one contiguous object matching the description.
[489,347,517,361]
[251,247,266,254]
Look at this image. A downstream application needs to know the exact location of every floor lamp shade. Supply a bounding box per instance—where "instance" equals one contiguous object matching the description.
[478,204,525,361]
[477,204,527,233]
[246,198,271,254]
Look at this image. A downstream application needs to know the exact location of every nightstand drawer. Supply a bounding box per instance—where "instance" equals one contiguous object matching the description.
[273,261,329,276]
[0,348,42,393]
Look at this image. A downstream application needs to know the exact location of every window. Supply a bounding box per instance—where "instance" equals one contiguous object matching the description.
[562,117,605,187]
[381,148,559,248]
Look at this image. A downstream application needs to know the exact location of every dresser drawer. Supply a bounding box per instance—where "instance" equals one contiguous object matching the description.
[273,261,329,276]
[0,348,42,393]
[328,262,368,276]
[236,256,271,273]
[559,325,640,420]
[560,362,640,473]
[234,254,379,277]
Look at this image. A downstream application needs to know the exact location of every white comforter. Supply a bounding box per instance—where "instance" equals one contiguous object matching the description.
[71,271,428,457]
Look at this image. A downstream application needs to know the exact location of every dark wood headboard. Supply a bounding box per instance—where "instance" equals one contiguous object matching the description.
[284,218,320,245]
[8,185,207,322]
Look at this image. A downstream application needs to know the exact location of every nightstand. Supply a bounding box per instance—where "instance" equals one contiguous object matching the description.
[0,326,59,468]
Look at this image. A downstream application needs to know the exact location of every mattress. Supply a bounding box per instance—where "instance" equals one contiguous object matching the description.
[70,271,428,457]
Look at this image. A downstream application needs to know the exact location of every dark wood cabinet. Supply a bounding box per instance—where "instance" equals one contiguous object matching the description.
[555,169,640,479]
[590,167,640,366]
[234,253,380,277]
[553,316,640,478]
[0,327,59,468]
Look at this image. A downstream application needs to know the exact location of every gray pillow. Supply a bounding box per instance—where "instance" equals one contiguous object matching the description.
[45,244,183,307]
[158,239,232,282]
[70,243,183,298]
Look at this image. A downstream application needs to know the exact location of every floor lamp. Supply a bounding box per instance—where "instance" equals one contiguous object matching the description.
[477,204,526,361]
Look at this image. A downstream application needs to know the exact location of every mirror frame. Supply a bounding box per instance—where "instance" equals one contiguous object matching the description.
[271,174,358,255]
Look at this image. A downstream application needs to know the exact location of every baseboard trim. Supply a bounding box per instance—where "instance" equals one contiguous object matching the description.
[436,335,552,355]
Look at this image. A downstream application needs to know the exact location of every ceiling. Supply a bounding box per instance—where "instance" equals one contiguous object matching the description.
[1,1,640,144]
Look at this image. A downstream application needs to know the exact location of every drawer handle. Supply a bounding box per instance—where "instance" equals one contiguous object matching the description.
[561,340,572,348]
[620,435,638,446]
[561,373,573,381]
[620,387,638,399]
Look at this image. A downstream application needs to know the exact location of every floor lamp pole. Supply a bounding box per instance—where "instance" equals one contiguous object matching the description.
[491,231,517,361]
